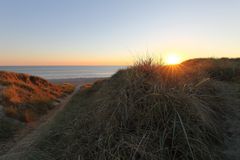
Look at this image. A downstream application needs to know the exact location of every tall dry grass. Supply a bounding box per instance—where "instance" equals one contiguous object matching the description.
[29,58,225,160]
[86,59,222,160]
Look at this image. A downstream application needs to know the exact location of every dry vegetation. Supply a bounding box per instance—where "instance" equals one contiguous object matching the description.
[0,71,75,140]
[17,58,239,160]
[182,58,240,82]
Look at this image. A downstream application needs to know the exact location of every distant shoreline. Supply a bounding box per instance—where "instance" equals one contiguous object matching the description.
[0,66,124,80]
[49,77,105,85]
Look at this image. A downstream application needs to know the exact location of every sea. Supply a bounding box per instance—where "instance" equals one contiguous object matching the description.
[0,66,126,79]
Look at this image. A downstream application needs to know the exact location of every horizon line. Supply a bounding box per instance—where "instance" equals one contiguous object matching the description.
[0,65,129,67]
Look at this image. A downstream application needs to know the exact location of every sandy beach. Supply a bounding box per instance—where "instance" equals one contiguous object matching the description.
[49,77,105,85]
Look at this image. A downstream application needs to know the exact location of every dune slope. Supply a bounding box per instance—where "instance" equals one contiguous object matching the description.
[0,71,74,142]
[1,58,239,160]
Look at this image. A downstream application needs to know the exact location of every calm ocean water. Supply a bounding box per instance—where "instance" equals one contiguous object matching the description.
[0,66,126,79]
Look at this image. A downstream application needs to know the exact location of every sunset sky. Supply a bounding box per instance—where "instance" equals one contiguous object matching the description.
[0,0,239,66]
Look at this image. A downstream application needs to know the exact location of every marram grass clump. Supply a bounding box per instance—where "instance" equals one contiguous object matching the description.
[85,59,222,160]
[29,59,223,160]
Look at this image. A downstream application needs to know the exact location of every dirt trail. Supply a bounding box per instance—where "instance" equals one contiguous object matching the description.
[0,85,81,160]
[217,82,240,160]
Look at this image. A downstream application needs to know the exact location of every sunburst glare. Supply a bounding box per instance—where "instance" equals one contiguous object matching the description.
[165,54,181,65]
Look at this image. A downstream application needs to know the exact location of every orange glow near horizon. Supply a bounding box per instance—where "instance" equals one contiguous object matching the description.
[0,57,131,66]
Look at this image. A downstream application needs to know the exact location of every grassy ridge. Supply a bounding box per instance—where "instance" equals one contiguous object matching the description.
[182,58,240,82]
[21,58,240,160]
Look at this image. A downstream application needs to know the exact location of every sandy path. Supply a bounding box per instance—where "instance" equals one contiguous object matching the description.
[0,85,81,160]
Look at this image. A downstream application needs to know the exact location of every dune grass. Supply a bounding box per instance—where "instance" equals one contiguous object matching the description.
[21,58,233,160]
[182,58,240,82]
[0,118,24,141]
[0,71,75,143]
[0,71,75,122]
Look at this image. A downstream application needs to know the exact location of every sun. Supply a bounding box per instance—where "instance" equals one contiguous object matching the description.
[165,54,181,65]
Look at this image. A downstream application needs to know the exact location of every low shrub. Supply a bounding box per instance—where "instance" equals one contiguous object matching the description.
[0,118,23,140]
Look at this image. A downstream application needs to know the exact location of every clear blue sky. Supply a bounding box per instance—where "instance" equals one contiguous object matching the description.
[0,0,239,65]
